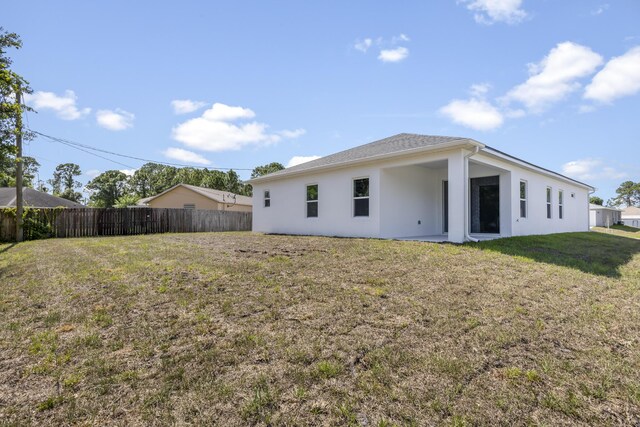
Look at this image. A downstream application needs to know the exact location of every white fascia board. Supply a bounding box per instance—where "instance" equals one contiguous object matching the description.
[481,147,594,191]
[248,140,484,184]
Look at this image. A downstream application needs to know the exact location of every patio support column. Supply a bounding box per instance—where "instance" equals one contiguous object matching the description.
[447,150,465,243]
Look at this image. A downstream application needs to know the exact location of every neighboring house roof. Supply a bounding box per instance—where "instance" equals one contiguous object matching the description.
[589,204,622,211]
[247,133,593,190]
[136,196,154,206]
[622,206,640,218]
[0,187,84,208]
[143,184,252,206]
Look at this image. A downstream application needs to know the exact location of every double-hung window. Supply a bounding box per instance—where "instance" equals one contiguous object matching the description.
[519,180,527,218]
[353,178,369,217]
[546,187,552,219]
[306,184,318,217]
[264,190,271,207]
[558,190,564,219]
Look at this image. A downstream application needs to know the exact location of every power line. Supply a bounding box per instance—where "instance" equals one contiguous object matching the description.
[31,129,254,171]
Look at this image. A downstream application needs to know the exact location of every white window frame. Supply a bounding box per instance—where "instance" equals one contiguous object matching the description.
[306,184,318,218]
[519,180,528,219]
[353,176,370,218]
[264,190,271,208]
[558,190,564,219]
[546,187,552,219]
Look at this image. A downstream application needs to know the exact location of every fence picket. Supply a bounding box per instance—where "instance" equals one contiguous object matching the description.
[0,208,252,242]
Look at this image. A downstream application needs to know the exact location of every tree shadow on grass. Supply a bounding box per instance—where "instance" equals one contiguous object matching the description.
[471,232,640,278]
[0,243,16,255]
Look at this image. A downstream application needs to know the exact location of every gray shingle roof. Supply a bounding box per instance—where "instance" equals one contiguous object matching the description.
[0,188,85,208]
[252,133,474,181]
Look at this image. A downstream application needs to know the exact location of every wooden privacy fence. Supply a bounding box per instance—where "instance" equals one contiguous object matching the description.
[0,208,252,242]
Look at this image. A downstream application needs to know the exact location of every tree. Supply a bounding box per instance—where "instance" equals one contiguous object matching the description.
[0,155,38,187]
[611,181,640,207]
[114,194,140,208]
[86,170,129,207]
[129,163,178,198]
[251,162,284,179]
[0,28,33,187]
[589,196,603,206]
[48,163,83,202]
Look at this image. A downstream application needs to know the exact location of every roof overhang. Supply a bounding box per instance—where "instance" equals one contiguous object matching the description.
[248,139,484,184]
[481,147,595,191]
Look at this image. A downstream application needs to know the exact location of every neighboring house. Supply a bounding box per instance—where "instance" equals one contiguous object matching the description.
[589,204,622,227]
[137,184,252,212]
[621,206,640,228]
[248,133,593,243]
[0,187,84,208]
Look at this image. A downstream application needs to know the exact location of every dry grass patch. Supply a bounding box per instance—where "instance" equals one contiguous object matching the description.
[0,231,639,425]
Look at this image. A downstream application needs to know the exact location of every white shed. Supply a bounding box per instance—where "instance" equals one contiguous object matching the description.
[589,204,622,227]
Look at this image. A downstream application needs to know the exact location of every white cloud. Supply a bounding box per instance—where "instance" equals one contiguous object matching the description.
[578,104,596,113]
[470,83,492,97]
[163,147,211,165]
[171,102,304,152]
[354,34,410,63]
[584,46,640,103]
[462,0,528,25]
[171,99,207,114]
[278,129,306,138]
[287,155,321,168]
[85,169,101,179]
[354,38,373,53]
[392,33,410,43]
[119,169,137,177]
[378,47,409,63]
[503,42,603,112]
[96,109,135,131]
[591,4,609,15]
[562,158,627,181]
[440,98,504,131]
[24,90,90,120]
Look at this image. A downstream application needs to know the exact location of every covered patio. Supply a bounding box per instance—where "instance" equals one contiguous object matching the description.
[379,149,511,243]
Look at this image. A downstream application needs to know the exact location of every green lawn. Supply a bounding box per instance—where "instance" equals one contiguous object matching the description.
[592,224,640,240]
[1,231,639,426]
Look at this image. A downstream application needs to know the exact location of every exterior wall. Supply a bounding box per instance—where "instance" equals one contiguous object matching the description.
[471,152,590,236]
[148,187,252,212]
[622,218,640,228]
[252,166,381,237]
[379,165,442,238]
[252,147,591,240]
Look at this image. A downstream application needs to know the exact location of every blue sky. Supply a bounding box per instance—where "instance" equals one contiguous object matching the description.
[6,0,640,201]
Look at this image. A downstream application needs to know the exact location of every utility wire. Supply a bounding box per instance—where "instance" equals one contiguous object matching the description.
[31,129,254,171]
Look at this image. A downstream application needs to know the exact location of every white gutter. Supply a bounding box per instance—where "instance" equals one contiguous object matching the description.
[464,146,480,243]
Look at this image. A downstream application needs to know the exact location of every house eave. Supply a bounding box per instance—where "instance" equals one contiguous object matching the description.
[480,147,595,191]
[248,139,484,184]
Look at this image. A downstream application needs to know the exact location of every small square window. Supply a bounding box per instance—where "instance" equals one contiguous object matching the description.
[184,203,196,210]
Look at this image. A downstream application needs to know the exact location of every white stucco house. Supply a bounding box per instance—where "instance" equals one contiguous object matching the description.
[589,204,622,227]
[248,133,593,243]
[621,206,640,228]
